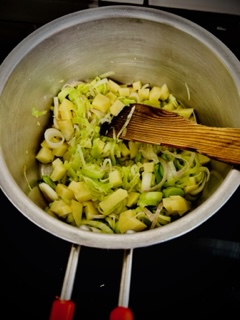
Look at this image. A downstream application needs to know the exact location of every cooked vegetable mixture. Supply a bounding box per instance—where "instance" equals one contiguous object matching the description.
[35,74,210,233]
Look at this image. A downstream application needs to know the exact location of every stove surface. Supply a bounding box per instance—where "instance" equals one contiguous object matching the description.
[1,1,240,319]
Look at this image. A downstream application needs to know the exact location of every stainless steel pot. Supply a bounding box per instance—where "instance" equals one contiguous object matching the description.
[0,5,240,249]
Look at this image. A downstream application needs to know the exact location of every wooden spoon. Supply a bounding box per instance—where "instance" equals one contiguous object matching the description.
[101,103,240,165]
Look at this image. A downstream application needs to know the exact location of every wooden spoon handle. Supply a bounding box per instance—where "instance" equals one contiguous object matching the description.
[107,104,240,165]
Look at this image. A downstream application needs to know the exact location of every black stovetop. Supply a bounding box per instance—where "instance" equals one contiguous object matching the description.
[1,2,240,319]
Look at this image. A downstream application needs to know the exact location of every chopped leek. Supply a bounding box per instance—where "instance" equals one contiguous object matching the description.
[35,74,211,233]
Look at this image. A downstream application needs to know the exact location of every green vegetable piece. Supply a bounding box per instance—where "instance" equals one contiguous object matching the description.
[32,106,48,118]
[42,175,56,190]
[137,191,162,207]
[162,187,184,198]
[81,163,105,179]
[34,74,211,233]
[80,219,114,234]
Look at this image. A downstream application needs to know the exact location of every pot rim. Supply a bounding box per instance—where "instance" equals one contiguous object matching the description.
[0,5,240,249]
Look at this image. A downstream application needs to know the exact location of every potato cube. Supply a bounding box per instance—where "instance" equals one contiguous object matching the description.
[138,88,149,101]
[128,141,138,159]
[50,163,67,181]
[106,91,117,103]
[132,80,142,91]
[109,170,122,187]
[117,209,147,234]
[159,84,169,100]
[59,98,74,120]
[36,147,54,164]
[92,93,111,113]
[55,183,74,200]
[110,99,125,116]
[121,143,130,157]
[52,143,68,157]
[84,201,99,220]
[118,87,130,97]
[50,199,72,217]
[57,119,74,141]
[99,188,128,214]
[71,199,83,226]
[127,192,140,207]
[108,79,120,92]
[149,86,162,101]
[68,181,92,202]
[163,195,190,216]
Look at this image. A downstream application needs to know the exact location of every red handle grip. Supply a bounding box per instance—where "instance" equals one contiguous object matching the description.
[110,306,134,320]
[49,298,75,320]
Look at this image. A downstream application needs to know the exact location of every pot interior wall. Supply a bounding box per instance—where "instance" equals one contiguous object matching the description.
[0,9,239,242]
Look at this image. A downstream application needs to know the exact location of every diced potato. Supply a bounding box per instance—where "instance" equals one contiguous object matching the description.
[184,177,197,193]
[40,139,50,148]
[127,192,140,207]
[52,157,63,168]
[163,195,190,216]
[172,108,194,119]
[68,181,81,194]
[84,201,99,220]
[110,99,125,116]
[92,93,111,112]
[59,109,72,120]
[36,147,54,164]
[118,87,130,97]
[68,181,92,202]
[149,86,162,101]
[52,143,68,157]
[108,79,120,92]
[66,213,74,224]
[59,98,74,112]
[50,199,72,217]
[59,98,74,120]
[109,170,122,187]
[57,119,74,141]
[138,88,150,101]
[121,143,130,157]
[71,199,83,226]
[117,209,147,233]
[128,141,138,159]
[159,84,169,100]
[50,163,67,181]
[106,91,117,104]
[132,80,142,91]
[162,103,175,111]
[198,153,210,165]
[99,188,128,214]
[75,186,92,203]
[55,183,74,200]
